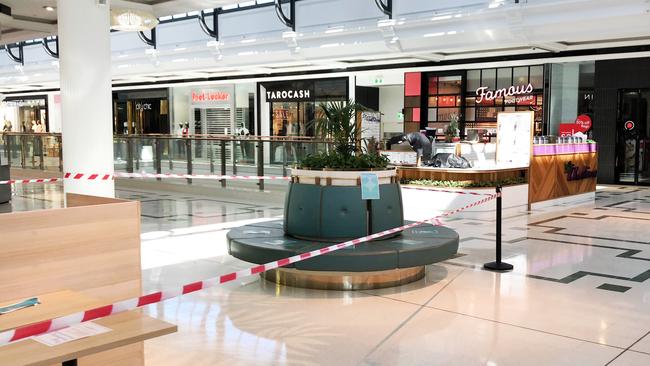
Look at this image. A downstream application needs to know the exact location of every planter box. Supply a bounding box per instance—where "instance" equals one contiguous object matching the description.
[285,168,403,241]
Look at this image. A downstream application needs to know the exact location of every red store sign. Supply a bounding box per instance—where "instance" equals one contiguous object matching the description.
[575,114,592,132]
[192,90,230,103]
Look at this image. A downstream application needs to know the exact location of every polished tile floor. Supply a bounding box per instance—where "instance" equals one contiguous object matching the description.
[3,183,649,365]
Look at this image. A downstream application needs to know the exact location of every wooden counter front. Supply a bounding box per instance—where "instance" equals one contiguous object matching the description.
[398,166,528,184]
[529,143,598,204]
[0,194,144,366]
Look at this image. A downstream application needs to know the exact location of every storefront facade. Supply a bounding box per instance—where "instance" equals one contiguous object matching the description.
[169,83,255,136]
[113,89,169,135]
[259,78,348,138]
[1,95,49,133]
[403,65,546,140]
[593,57,650,185]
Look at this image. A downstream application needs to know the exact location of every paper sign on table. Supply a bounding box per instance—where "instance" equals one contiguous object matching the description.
[33,322,112,347]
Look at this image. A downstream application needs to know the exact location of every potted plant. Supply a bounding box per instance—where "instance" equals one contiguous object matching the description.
[445,113,461,143]
[298,100,389,170]
[285,100,402,242]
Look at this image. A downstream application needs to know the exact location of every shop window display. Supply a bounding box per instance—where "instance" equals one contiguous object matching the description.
[263,78,347,163]
[467,66,544,136]
[426,75,463,139]
[0,97,48,133]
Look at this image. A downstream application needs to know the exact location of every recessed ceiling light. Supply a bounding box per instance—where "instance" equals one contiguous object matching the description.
[44,6,55,12]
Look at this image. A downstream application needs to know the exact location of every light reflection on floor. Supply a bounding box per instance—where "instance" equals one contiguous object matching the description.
[3,183,649,365]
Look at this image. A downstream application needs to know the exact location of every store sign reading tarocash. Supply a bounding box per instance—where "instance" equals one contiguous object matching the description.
[266,89,312,102]
[476,83,534,103]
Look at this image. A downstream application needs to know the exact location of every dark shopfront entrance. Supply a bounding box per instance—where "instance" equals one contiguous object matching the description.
[593,57,650,185]
[617,90,650,185]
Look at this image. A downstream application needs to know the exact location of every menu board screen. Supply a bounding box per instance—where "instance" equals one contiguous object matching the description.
[496,111,534,167]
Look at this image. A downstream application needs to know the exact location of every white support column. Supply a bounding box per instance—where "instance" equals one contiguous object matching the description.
[57,0,115,197]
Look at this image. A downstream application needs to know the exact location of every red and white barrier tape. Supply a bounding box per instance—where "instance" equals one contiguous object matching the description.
[0,178,62,185]
[113,172,291,181]
[0,193,496,346]
[0,172,289,185]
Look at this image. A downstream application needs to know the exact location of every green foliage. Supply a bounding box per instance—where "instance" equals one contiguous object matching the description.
[444,113,460,142]
[401,177,527,188]
[300,99,389,170]
[300,151,390,170]
[312,99,366,156]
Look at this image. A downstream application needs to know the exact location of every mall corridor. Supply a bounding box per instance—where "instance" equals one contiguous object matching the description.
[1,0,650,365]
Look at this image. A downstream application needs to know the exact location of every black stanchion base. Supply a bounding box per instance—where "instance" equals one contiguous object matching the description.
[483,261,514,272]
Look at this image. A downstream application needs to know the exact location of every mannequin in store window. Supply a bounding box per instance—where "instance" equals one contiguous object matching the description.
[182,123,189,137]
[2,117,11,132]
[34,121,45,133]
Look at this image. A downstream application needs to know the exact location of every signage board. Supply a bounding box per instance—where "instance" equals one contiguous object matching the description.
[496,111,534,167]
[264,81,315,102]
[360,111,381,142]
[191,88,232,106]
[575,114,592,132]
[559,123,580,137]
[476,83,534,104]
[360,173,380,200]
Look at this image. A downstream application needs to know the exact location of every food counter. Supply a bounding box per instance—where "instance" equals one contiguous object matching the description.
[529,143,598,205]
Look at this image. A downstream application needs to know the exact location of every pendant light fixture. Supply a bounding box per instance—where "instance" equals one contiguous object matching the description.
[110,8,158,32]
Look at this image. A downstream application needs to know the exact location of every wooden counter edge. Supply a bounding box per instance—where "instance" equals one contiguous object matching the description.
[0,311,177,366]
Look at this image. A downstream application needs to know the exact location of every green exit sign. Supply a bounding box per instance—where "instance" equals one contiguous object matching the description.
[373,77,384,85]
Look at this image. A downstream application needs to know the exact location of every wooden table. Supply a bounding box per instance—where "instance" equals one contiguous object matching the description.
[0,291,177,366]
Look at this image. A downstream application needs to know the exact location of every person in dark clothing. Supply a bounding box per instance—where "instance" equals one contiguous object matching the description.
[389,132,434,166]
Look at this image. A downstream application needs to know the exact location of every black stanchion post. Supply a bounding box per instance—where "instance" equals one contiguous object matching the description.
[483,185,513,272]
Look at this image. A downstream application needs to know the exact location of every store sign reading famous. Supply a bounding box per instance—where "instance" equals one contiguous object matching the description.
[475,83,534,104]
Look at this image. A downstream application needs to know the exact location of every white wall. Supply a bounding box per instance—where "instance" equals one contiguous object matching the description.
[170,86,190,134]
[47,94,62,132]
[379,85,404,134]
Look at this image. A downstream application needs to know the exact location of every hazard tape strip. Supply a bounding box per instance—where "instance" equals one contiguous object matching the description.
[0,193,496,346]
[112,172,291,180]
[0,178,62,185]
[0,172,289,185]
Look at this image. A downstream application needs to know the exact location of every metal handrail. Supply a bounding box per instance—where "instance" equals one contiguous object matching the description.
[2,132,330,143]
[2,132,333,191]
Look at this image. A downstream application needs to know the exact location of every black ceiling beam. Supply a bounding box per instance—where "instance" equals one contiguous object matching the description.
[42,37,59,59]
[274,0,295,31]
[138,28,157,49]
[374,0,392,19]
[5,43,24,65]
[198,9,220,41]
[0,3,11,17]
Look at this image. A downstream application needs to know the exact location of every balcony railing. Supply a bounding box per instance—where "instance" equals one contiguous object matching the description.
[1,133,333,190]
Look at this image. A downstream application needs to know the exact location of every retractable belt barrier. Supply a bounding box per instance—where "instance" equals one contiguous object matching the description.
[0,193,496,346]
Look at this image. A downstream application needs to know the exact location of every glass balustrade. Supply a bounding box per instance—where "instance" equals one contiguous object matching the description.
[2,133,333,190]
